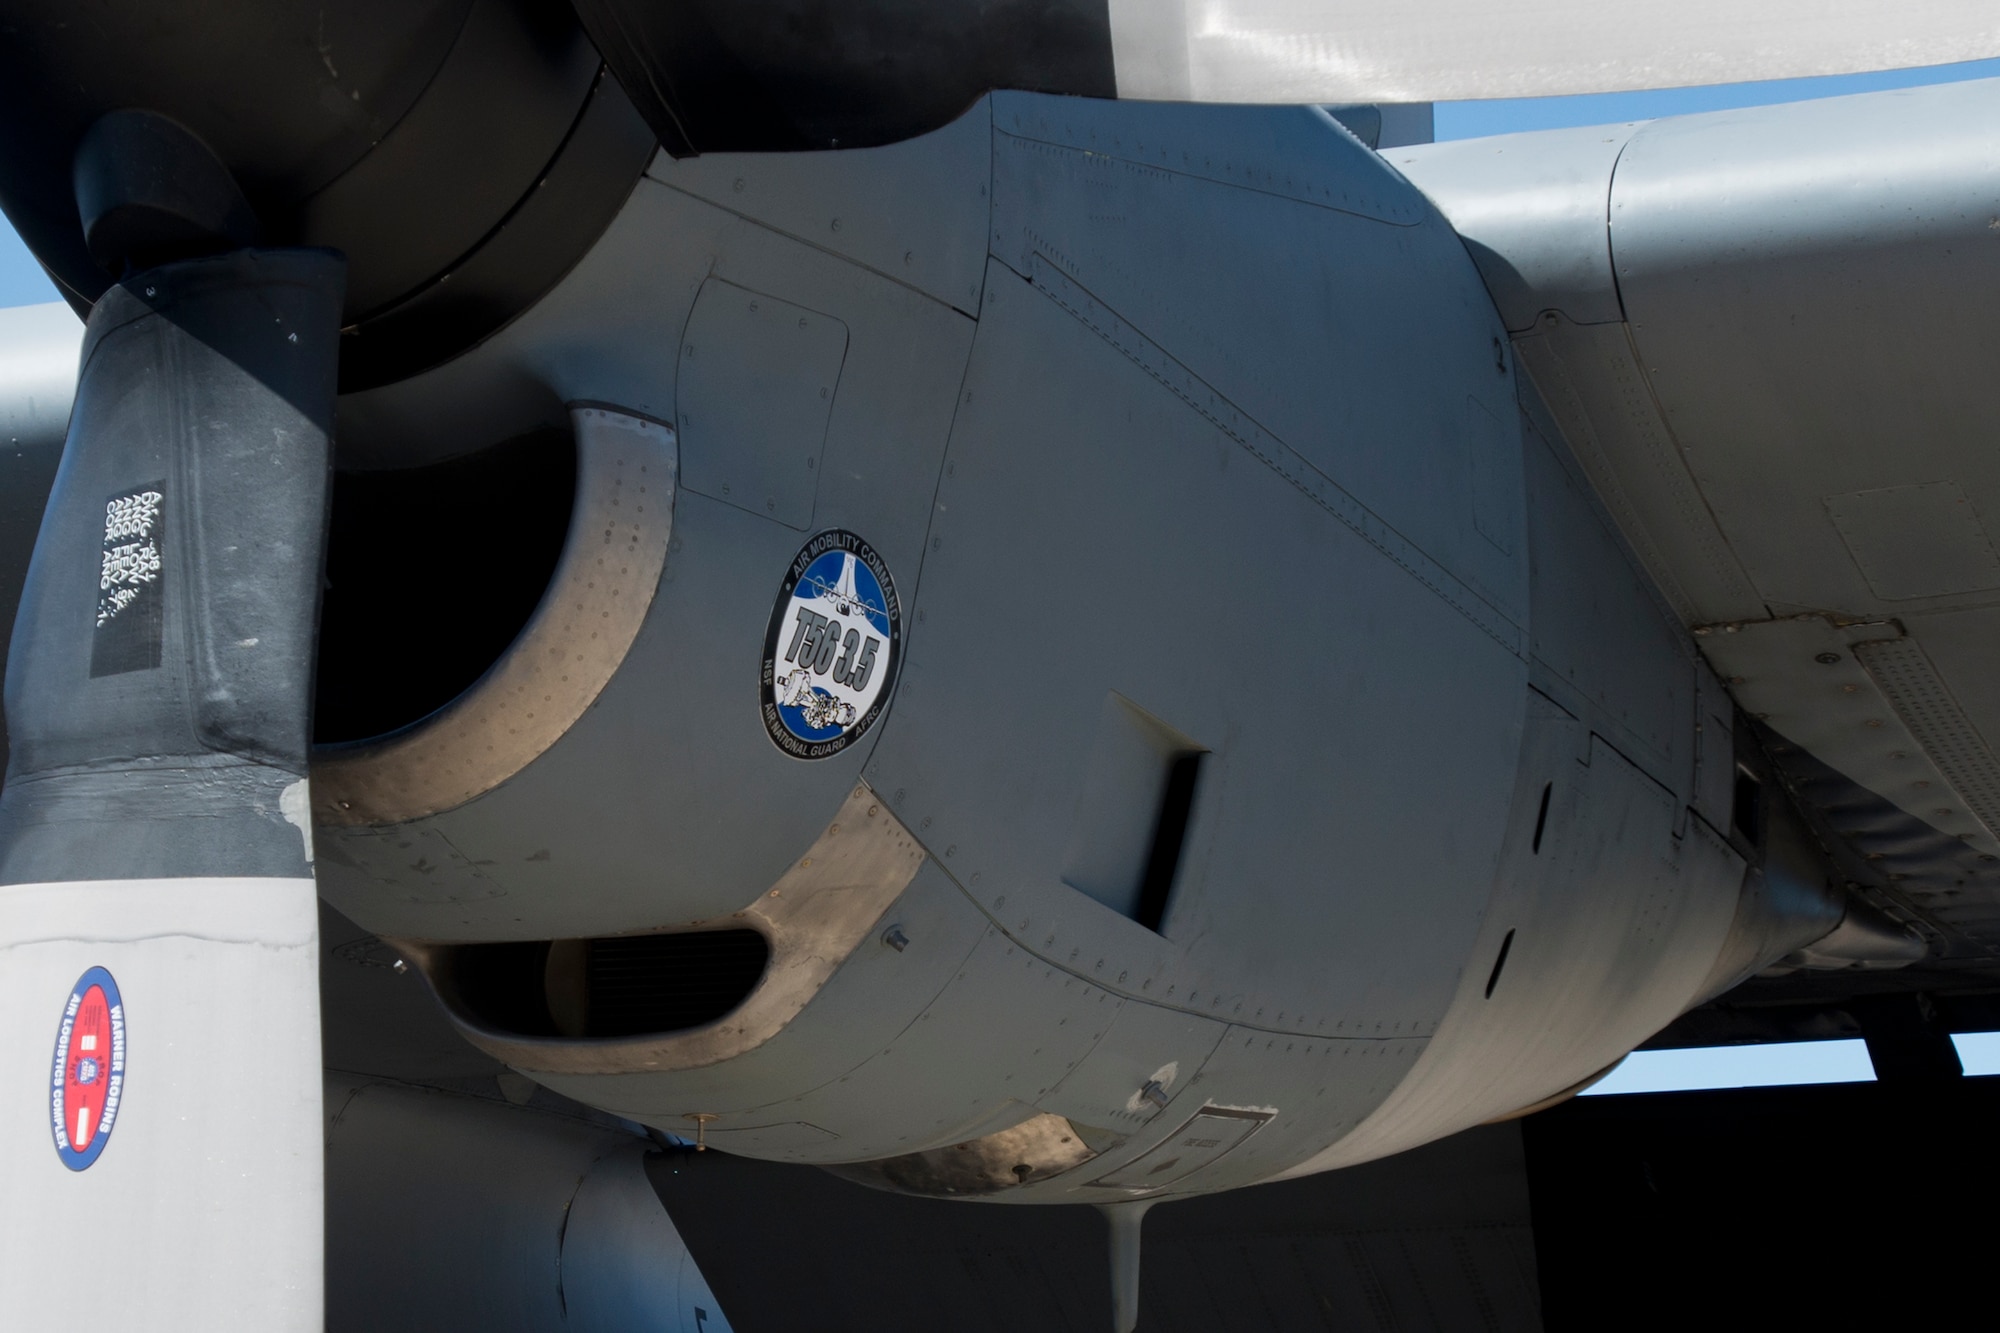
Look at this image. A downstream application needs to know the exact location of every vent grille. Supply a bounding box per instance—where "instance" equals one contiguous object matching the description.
[1855,637,2000,843]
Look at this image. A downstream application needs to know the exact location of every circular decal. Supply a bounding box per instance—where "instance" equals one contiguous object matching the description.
[51,966,125,1171]
[760,530,902,759]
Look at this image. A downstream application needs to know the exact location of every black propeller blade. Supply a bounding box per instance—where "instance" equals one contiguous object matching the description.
[0,115,342,1328]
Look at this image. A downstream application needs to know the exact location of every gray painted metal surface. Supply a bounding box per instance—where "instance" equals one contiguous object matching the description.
[314,406,678,828]
[1613,82,2000,624]
[317,160,977,941]
[3,76,1966,1326]
[678,279,844,531]
[1516,369,1696,801]
[326,1078,729,1333]
[319,901,735,1330]
[1391,124,1636,332]
[1399,79,2000,1012]
[1400,79,2000,629]
[1700,616,2000,860]
[288,92,1791,1212]
[413,783,927,1077]
[657,99,995,316]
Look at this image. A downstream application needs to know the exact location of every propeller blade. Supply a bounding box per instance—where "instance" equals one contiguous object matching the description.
[1106,0,2000,103]
[0,247,342,1327]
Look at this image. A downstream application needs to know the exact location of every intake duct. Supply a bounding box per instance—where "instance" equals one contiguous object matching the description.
[441,930,771,1039]
[310,405,677,828]
[315,425,576,745]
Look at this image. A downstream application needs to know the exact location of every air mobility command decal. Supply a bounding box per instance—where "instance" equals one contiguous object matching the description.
[761,530,901,759]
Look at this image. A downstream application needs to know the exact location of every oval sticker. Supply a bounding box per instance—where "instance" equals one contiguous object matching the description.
[760,530,902,759]
[51,966,126,1171]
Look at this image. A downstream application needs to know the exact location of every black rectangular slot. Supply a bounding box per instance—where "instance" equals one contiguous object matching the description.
[1061,694,1207,932]
[1134,751,1203,934]
[1732,766,1764,847]
[1484,928,1517,999]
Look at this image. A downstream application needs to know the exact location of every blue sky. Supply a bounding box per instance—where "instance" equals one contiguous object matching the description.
[0,220,55,308]
[1586,1040,1877,1095]
[6,58,2000,1095]
[1434,54,2000,139]
[1587,1032,2000,1096]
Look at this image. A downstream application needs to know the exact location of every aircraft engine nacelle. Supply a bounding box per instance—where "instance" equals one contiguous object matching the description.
[325,1078,729,1332]
[300,93,1855,1201]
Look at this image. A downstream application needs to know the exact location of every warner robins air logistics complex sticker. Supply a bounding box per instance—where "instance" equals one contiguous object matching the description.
[761,530,901,759]
[51,966,126,1171]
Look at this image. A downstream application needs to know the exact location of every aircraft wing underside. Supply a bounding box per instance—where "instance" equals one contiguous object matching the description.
[1400,77,2000,1065]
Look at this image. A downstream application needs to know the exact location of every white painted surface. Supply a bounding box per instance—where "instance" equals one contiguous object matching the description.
[0,877,322,1330]
[1107,0,2000,103]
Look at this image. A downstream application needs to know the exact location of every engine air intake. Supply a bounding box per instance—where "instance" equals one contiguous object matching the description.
[445,930,770,1040]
